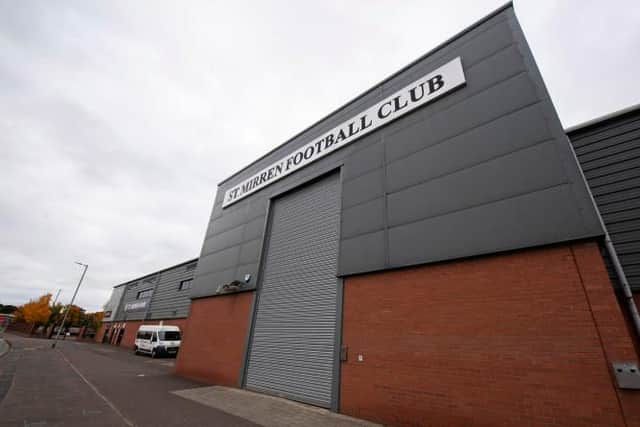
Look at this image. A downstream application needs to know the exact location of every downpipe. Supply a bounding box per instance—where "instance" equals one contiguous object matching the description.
[565,134,640,343]
[604,233,640,339]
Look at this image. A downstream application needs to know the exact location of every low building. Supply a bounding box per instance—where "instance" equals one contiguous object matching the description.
[96,258,197,348]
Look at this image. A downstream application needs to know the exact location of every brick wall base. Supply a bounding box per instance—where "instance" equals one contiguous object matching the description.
[175,291,254,387]
[340,241,640,427]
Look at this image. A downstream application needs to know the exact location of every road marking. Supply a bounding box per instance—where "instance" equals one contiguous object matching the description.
[57,350,135,427]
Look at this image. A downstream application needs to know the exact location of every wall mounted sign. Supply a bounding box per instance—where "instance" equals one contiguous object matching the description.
[124,300,148,312]
[222,57,466,208]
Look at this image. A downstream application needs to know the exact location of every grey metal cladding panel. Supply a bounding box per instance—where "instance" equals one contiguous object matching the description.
[386,103,551,194]
[386,71,538,163]
[341,168,385,209]
[382,41,526,146]
[571,118,640,149]
[603,208,640,225]
[589,167,640,190]
[244,216,266,242]
[570,110,640,294]
[238,238,261,265]
[190,267,237,299]
[574,127,640,156]
[196,245,241,277]
[233,262,259,284]
[584,157,640,181]
[387,140,566,227]
[580,151,640,174]
[341,136,384,181]
[596,188,640,206]
[578,135,640,164]
[193,152,351,299]
[148,267,195,318]
[341,197,385,240]
[387,185,588,268]
[592,176,640,197]
[116,282,149,321]
[607,218,640,235]
[201,224,245,256]
[338,230,386,276]
[209,205,248,235]
[600,197,640,216]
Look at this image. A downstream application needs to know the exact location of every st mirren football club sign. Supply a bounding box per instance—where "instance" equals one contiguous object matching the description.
[223,57,466,208]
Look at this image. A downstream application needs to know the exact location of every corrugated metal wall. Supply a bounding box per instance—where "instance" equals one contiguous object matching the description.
[116,276,156,321]
[148,261,196,319]
[112,259,197,321]
[568,107,640,292]
[245,173,341,408]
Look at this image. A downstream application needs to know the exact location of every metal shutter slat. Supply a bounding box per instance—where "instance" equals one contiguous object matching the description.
[245,173,340,408]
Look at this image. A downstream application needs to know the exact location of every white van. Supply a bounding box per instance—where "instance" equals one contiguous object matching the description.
[133,325,181,358]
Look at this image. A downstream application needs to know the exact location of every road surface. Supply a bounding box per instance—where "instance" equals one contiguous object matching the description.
[0,333,256,427]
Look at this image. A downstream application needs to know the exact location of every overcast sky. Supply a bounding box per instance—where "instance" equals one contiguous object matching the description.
[1,0,639,311]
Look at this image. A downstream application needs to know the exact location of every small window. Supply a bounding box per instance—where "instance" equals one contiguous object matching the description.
[179,279,193,291]
[136,289,153,299]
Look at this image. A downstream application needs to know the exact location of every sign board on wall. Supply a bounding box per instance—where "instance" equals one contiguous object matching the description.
[124,300,148,312]
[223,57,466,208]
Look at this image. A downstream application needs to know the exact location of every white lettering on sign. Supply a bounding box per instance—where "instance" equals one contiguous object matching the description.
[222,57,466,208]
[124,300,147,312]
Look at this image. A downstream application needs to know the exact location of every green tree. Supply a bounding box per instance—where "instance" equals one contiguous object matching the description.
[0,304,18,314]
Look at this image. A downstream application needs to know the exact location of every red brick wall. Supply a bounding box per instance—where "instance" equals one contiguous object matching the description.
[340,241,640,427]
[176,291,254,387]
[119,320,143,348]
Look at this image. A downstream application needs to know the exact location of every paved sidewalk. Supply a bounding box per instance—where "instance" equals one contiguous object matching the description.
[173,386,381,427]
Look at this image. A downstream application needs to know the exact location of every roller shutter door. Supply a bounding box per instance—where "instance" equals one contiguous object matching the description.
[245,173,340,407]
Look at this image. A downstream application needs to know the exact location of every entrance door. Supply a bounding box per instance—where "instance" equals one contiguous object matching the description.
[245,173,341,408]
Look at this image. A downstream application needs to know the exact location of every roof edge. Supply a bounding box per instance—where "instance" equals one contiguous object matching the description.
[218,1,514,186]
[565,102,640,135]
[113,257,199,289]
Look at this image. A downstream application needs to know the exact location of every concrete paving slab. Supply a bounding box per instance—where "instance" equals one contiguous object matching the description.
[172,386,381,427]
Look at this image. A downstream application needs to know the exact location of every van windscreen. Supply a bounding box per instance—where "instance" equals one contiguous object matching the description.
[160,331,180,341]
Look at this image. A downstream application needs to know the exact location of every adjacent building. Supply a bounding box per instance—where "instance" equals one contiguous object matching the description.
[567,104,640,299]
[96,258,197,348]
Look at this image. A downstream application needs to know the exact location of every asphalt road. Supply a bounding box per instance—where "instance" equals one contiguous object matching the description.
[0,333,258,427]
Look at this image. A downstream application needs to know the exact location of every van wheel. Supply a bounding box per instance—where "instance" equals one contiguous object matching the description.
[151,349,157,359]
[133,346,138,355]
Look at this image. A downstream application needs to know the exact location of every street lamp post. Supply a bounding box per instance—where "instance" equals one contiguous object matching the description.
[51,262,88,349]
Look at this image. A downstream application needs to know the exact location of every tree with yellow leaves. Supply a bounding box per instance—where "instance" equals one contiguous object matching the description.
[14,293,52,326]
